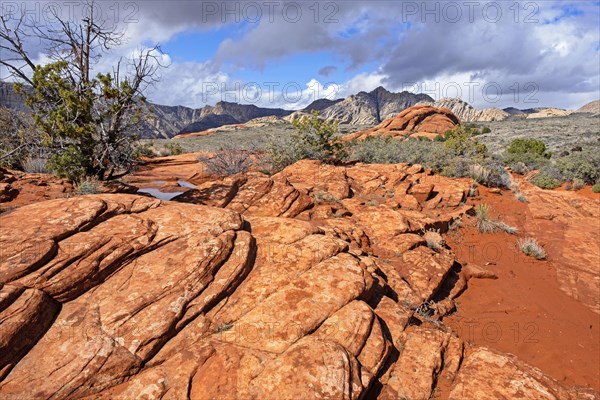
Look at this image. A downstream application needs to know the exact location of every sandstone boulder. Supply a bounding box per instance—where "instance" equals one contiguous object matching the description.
[343,105,460,141]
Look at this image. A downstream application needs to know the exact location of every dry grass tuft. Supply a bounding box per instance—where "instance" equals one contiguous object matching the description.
[518,237,547,260]
[475,204,518,234]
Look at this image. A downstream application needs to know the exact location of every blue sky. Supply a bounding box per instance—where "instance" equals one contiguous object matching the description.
[2,1,599,110]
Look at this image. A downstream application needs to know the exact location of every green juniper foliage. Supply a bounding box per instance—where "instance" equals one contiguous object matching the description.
[2,7,164,180]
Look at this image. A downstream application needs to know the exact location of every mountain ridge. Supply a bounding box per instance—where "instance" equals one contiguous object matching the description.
[1,81,592,138]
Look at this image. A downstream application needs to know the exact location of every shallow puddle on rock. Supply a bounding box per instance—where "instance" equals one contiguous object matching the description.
[137,187,185,201]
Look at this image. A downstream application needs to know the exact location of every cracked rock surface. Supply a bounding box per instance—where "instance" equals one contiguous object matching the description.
[1,160,597,399]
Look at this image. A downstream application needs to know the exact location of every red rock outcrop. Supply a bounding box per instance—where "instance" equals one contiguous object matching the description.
[0,167,74,211]
[1,161,597,399]
[343,105,460,141]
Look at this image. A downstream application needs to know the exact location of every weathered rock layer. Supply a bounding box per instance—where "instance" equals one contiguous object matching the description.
[344,105,460,141]
[0,161,597,399]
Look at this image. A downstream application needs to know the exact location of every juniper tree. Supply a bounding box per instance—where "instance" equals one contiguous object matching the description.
[0,1,166,180]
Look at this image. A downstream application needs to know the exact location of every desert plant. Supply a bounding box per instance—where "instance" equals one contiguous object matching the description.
[515,192,528,203]
[423,229,445,252]
[262,111,345,172]
[555,149,600,184]
[0,107,43,169]
[21,157,49,173]
[468,184,478,197]
[444,125,488,158]
[504,138,551,170]
[474,204,518,234]
[449,217,463,231]
[1,10,165,180]
[165,143,184,156]
[518,237,547,260]
[348,136,450,169]
[593,183,600,193]
[135,144,157,159]
[510,162,528,175]
[531,172,561,189]
[572,178,585,190]
[76,177,101,195]
[198,149,253,176]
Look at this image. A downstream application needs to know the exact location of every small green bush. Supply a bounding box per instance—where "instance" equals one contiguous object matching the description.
[592,183,600,193]
[555,149,600,184]
[444,125,488,158]
[263,111,345,172]
[135,144,156,159]
[481,127,491,134]
[504,138,551,168]
[349,136,449,168]
[531,172,561,189]
[165,142,183,156]
[506,138,550,158]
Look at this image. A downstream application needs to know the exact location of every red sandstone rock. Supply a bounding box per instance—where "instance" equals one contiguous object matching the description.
[0,160,597,399]
[343,105,460,141]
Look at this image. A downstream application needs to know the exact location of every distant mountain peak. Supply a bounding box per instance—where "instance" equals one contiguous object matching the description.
[318,88,434,125]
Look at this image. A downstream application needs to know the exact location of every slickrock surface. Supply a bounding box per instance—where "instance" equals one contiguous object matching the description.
[1,161,598,399]
[343,105,460,141]
[519,182,600,315]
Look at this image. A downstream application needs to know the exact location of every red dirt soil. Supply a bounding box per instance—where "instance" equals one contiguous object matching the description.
[444,185,600,391]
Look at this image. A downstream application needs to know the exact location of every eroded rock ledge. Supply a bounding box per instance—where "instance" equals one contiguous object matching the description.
[1,161,597,399]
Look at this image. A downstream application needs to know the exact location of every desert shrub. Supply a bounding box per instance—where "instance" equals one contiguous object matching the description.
[0,107,42,169]
[481,127,491,134]
[555,149,600,184]
[198,149,253,176]
[565,182,573,191]
[22,157,49,173]
[572,178,585,190]
[76,177,101,195]
[504,138,551,168]
[474,204,518,234]
[518,237,546,260]
[515,192,528,203]
[135,143,157,159]
[348,136,451,170]
[443,125,488,158]
[592,183,600,193]
[531,172,561,189]
[468,161,511,188]
[263,111,345,172]
[510,162,528,175]
[165,142,183,156]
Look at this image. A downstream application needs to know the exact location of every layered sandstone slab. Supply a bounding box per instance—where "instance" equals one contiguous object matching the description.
[1,162,596,399]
